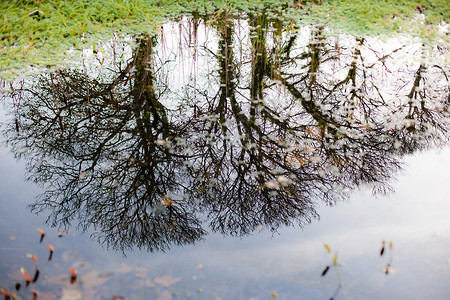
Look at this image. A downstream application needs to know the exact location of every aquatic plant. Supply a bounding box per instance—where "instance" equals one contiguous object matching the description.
[1,0,447,80]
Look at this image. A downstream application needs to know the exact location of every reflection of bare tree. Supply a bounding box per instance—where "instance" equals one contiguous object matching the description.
[183,11,448,235]
[3,10,449,251]
[7,35,206,252]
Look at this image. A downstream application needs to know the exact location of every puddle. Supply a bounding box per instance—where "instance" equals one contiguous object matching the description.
[1,10,449,300]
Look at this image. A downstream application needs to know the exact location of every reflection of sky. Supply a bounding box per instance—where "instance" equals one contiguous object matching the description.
[1,95,449,300]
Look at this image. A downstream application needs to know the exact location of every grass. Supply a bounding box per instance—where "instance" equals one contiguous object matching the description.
[0,0,448,80]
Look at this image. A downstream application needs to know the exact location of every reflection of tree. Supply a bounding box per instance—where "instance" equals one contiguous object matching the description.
[183,11,448,235]
[4,10,449,251]
[7,34,206,252]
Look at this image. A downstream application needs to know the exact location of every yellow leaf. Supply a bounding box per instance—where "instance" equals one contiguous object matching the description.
[324,244,331,253]
[270,291,278,299]
[332,253,338,266]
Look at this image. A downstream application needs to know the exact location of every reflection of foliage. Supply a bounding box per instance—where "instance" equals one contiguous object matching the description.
[4,12,449,252]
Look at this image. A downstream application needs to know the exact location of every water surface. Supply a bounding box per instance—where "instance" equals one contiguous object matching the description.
[1,9,449,300]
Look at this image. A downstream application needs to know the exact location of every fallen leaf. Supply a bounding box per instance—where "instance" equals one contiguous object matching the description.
[194,264,203,270]
[69,268,77,284]
[8,236,16,240]
[20,267,31,283]
[155,139,167,146]
[321,266,330,276]
[154,275,182,287]
[324,244,331,253]
[0,288,10,297]
[382,264,396,274]
[46,244,54,260]
[32,269,40,283]
[38,228,45,243]
[27,254,38,265]
[161,196,174,207]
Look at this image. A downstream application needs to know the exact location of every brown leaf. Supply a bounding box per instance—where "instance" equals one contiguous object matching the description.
[38,228,45,243]
[321,265,330,277]
[20,267,31,283]
[46,244,54,260]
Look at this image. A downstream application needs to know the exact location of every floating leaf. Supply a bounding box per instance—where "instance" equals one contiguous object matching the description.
[37,228,45,243]
[20,267,31,285]
[32,269,39,283]
[324,244,331,253]
[321,265,330,276]
[332,253,338,266]
[27,254,38,266]
[69,268,77,284]
[155,139,167,146]
[160,196,174,207]
[389,241,393,250]
[270,291,278,299]
[58,232,67,238]
[194,264,203,270]
[383,264,395,274]
[380,240,386,256]
[0,288,10,296]
[46,244,54,261]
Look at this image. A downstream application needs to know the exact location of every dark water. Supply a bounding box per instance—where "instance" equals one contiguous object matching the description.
[1,11,449,300]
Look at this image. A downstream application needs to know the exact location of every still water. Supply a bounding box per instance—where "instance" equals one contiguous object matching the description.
[1,9,449,300]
